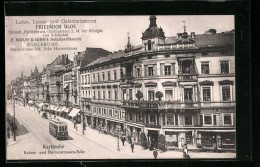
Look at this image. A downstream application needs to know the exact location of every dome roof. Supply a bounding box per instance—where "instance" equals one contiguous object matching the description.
[142,26,165,40]
[141,16,166,40]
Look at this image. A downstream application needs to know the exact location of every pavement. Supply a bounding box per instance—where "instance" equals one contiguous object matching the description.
[6,102,237,159]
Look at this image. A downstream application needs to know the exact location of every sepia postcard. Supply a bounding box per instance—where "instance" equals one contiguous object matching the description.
[5,15,236,160]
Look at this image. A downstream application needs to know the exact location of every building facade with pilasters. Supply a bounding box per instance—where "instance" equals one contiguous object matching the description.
[79,16,235,151]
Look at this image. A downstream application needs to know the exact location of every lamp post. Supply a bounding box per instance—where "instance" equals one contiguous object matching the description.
[116,124,121,151]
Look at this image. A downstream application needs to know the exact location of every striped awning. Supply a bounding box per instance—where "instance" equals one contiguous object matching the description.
[68,108,81,117]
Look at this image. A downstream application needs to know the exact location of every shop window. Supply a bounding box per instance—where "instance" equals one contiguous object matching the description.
[220,61,229,74]
[165,131,178,147]
[165,66,171,75]
[204,115,212,125]
[148,67,153,76]
[203,87,211,101]
[201,62,210,74]
[165,89,173,101]
[224,114,232,125]
[185,115,192,126]
[222,86,231,101]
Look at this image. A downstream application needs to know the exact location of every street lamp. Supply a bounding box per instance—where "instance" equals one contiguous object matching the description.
[116,124,121,151]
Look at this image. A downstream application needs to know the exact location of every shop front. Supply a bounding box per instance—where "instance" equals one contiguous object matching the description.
[197,130,236,151]
[164,130,195,149]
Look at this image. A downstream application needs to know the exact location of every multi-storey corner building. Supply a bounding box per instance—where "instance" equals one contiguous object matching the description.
[80,16,235,151]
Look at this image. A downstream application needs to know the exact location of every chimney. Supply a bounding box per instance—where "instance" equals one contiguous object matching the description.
[191,32,195,38]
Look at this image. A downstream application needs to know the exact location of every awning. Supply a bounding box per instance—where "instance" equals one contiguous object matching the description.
[38,102,44,107]
[58,107,67,112]
[63,84,69,89]
[68,108,81,117]
[198,129,236,133]
[63,108,71,113]
[163,129,193,132]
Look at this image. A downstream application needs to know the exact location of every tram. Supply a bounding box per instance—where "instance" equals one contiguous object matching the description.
[49,119,68,140]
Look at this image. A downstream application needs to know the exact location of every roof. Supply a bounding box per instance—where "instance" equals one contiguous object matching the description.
[80,48,111,67]
[84,50,126,68]
[142,26,166,40]
[194,33,234,47]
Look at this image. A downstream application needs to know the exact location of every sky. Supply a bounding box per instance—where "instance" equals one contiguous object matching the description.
[5,15,234,84]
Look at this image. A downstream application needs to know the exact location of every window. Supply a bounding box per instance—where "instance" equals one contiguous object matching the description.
[93,91,95,99]
[167,115,174,125]
[148,67,153,76]
[204,115,212,125]
[97,73,100,81]
[103,91,105,99]
[150,115,156,124]
[165,66,171,75]
[114,90,118,100]
[199,115,203,126]
[102,72,105,81]
[98,91,100,99]
[213,115,217,125]
[122,89,127,101]
[162,115,166,125]
[224,114,232,125]
[201,62,209,74]
[120,69,124,79]
[103,108,106,115]
[202,87,211,101]
[93,74,95,82]
[175,114,178,125]
[87,75,90,84]
[165,89,173,101]
[220,61,229,74]
[222,86,231,101]
[148,40,152,51]
[185,115,192,125]
[129,89,133,100]
[109,109,112,117]
[184,88,193,102]
[136,68,141,77]
[129,113,133,120]
[148,90,155,101]
[108,90,111,99]
[98,108,101,114]
[114,71,117,80]
[107,71,110,80]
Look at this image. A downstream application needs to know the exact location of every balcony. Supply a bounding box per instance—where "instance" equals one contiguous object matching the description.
[120,75,135,85]
[178,74,198,82]
[200,101,236,108]
[92,98,122,106]
[122,100,199,110]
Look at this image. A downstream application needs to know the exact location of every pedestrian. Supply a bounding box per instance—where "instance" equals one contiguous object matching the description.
[130,143,134,153]
[121,135,126,146]
[7,126,10,139]
[153,149,158,159]
[75,123,78,132]
[183,144,190,159]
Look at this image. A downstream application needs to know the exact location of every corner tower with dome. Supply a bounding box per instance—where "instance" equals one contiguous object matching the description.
[141,15,166,51]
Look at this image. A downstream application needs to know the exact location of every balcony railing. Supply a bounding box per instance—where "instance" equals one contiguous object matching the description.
[92,98,123,106]
[200,101,236,107]
[178,73,198,82]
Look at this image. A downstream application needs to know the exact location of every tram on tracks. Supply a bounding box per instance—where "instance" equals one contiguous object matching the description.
[49,119,68,140]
